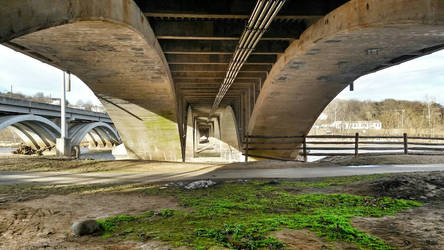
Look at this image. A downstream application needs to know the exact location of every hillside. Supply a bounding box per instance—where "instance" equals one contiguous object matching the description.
[312,99,444,136]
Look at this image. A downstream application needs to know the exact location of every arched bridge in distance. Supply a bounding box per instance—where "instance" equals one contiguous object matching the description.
[1,0,444,161]
[0,96,121,152]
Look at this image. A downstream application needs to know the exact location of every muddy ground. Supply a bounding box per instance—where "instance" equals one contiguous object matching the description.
[0,171,443,249]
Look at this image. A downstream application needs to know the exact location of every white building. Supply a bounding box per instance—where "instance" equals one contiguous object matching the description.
[331,120,382,130]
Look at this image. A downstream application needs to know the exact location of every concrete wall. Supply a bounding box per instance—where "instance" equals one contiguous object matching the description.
[249,0,444,159]
[219,106,242,162]
[0,0,183,161]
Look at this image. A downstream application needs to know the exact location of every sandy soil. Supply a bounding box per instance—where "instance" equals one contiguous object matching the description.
[0,192,179,249]
[353,205,444,250]
[1,170,443,249]
[271,229,357,250]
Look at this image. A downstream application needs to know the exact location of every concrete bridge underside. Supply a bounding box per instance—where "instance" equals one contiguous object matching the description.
[0,0,182,161]
[249,0,444,159]
[1,0,444,161]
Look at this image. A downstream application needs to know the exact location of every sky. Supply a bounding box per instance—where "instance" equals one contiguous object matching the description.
[0,44,444,105]
[0,45,101,105]
[337,49,444,104]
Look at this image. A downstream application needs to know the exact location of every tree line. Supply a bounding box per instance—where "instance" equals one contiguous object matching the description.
[0,91,100,111]
[315,98,444,136]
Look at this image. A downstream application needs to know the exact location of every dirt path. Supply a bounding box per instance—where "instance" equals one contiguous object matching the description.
[0,192,180,249]
[3,155,444,173]
[1,164,444,186]
[0,172,443,249]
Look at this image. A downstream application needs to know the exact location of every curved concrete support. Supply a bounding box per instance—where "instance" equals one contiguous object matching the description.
[23,122,56,146]
[89,129,107,148]
[249,0,444,159]
[9,125,41,149]
[94,127,115,147]
[70,122,120,147]
[13,123,48,149]
[85,132,99,148]
[0,114,61,149]
[219,106,242,162]
[0,0,182,161]
[185,106,194,161]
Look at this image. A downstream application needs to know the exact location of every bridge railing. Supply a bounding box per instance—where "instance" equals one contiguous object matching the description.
[243,133,444,162]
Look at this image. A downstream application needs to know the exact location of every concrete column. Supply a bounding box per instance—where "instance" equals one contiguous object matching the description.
[219,106,242,162]
[102,100,182,161]
[211,117,221,158]
[185,106,194,161]
[56,72,71,157]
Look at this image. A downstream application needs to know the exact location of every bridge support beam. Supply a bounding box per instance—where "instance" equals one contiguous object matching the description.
[56,138,72,157]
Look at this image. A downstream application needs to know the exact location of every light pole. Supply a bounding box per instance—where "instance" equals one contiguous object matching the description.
[56,71,71,157]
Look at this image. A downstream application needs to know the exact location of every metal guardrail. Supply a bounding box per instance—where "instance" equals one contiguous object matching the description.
[243,133,444,162]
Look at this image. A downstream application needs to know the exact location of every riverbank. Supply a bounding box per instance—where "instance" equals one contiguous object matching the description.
[0,172,442,249]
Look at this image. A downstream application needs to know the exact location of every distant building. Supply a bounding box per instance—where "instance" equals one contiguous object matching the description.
[69,104,87,110]
[90,105,105,113]
[318,113,328,121]
[331,120,382,130]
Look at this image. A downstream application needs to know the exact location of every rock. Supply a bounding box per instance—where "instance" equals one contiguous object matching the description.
[367,173,444,201]
[265,179,280,185]
[184,180,216,190]
[165,181,185,188]
[72,220,102,236]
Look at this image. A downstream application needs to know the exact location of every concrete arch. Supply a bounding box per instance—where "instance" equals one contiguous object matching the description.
[248,0,444,159]
[70,122,121,147]
[0,0,183,161]
[0,114,61,149]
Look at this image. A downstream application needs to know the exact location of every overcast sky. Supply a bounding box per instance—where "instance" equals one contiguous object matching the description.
[1,44,444,105]
[0,45,101,105]
[337,49,444,103]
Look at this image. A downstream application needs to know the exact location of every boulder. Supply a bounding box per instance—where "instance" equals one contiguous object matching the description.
[184,180,216,190]
[72,220,102,236]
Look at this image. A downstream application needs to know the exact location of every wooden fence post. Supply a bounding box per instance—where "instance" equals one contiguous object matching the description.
[303,135,307,162]
[403,133,408,154]
[245,134,249,162]
[354,133,359,158]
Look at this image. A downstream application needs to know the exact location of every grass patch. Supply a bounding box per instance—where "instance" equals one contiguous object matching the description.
[0,156,105,172]
[97,176,420,249]
[280,174,388,188]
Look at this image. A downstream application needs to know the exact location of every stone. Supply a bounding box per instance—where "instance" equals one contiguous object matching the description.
[72,220,102,236]
[266,179,280,185]
[184,180,216,190]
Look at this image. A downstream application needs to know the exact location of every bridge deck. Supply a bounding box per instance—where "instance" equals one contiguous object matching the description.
[0,96,111,123]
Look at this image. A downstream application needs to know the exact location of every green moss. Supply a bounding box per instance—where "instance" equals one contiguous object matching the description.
[97,215,136,231]
[280,174,388,188]
[97,177,421,249]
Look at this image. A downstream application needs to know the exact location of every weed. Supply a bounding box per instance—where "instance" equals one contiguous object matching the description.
[97,178,420,249]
